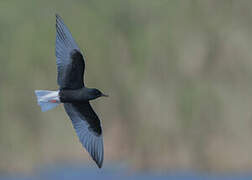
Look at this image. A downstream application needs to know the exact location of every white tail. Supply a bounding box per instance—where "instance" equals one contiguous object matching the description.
[35,90,60,112]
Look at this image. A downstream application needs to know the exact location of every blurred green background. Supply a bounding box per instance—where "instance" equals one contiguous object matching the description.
[1,0,252,173]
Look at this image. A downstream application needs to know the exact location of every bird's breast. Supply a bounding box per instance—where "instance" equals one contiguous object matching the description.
[59,89,88,103]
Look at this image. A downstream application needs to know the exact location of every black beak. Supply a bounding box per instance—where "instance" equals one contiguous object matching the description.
[101,93,109,97]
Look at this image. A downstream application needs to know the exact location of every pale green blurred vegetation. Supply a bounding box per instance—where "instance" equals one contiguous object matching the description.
[1,0,252,173]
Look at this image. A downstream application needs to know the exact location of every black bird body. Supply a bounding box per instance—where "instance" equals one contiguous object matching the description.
[35,14,107,168]
[59,88,105,102]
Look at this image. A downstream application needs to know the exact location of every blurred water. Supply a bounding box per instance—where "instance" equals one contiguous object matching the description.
[1,164,252,180]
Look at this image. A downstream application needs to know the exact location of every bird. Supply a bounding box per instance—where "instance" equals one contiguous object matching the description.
[34,14,108,168]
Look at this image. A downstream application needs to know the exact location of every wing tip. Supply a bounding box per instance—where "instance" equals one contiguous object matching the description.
[91,136,104,169]
[95,157,103,168]
[93,143,104,169]
[55,13,61,19]
[97,162,103,169]
[55,13,64,25]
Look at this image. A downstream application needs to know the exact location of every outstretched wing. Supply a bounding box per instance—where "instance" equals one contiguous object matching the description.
[64,102,104,168]
[55,14,85,90]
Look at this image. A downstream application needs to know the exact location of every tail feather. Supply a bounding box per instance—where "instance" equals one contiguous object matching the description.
[35,90,60,112]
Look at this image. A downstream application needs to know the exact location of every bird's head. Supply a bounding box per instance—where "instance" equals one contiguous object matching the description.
[88,88,109,100]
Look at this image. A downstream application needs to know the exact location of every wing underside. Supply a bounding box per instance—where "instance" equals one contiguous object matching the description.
[55,14,85,90]
[64,102,104,168]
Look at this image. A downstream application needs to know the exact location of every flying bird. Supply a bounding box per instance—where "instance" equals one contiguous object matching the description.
[35,14,108,168]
